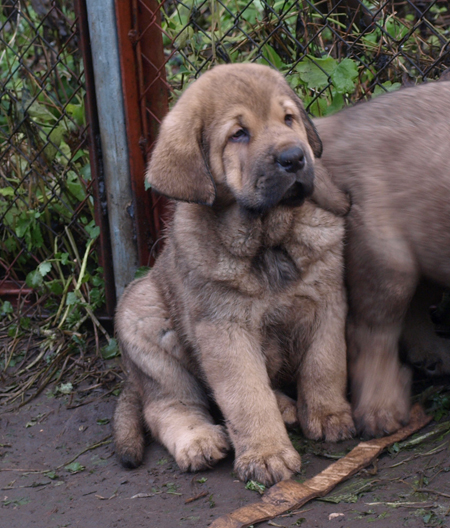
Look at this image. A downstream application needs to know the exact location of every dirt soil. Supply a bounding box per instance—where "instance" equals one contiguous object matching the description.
[2,378,450,528]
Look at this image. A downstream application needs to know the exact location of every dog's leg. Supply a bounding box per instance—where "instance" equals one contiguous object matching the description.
[195,322,302,486]
[114,277,230,472]
[297,293,355,442]
[274,390,299,428]
[345,218,418,437]
[142,398,230,473]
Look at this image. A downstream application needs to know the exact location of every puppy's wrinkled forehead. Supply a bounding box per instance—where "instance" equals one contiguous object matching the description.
[195,65,295,123]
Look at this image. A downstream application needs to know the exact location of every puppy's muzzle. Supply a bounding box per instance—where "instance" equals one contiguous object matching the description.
[239,145,315,214]
[276,146,305,173]
[276,146,314,207]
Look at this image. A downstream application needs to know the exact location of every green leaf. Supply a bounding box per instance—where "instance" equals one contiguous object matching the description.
[96,418,110,425]
[49,124,65,148]
[1,301,13,316]
[27,101,56,123]
[134,266,151,279]
[60,252,71,266]
[66,171,86,201]
[85,220,100,240]
[66,291,79,306]
[30,222,44,250]
[306,96,328,118]
[20,317,30,329]
[0,187,14,197]
[101,338,120,359]
[325,92,345,116]
[26,270,43,289]
[44,124,66,161]
[373,81,402,97]
[48,281,64,296]
[245,480,266,494]
[15,214,32,238]
[80,162,91,181]
[385,18,409,40]
[65,462,85,474]
[44,471,58,480]
[330,58,358,94]
[38,261,52,277]
[296,57,336,90]
[57,141,72,166]
[258,45,285,70]
[66,103,85,126]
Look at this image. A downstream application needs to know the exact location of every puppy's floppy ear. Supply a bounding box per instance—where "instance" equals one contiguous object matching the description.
[145,98,216,205]
[311,160,351,216]
[290,91,323,158]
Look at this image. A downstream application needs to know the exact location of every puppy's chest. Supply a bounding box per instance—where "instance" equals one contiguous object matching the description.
[251,245,300,291]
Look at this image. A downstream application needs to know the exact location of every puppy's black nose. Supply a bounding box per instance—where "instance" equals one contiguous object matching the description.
[277,147,305,173]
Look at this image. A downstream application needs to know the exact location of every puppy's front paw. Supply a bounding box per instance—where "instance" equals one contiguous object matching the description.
[234,444,301,486]
[174,424,230,472]
[300,401,355,442]
[353,365,412,438]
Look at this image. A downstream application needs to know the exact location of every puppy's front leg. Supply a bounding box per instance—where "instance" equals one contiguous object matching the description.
[297,295,355,442]
[195,322,301,486]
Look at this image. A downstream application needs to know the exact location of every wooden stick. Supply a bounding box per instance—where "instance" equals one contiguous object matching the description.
[211,404,431,528]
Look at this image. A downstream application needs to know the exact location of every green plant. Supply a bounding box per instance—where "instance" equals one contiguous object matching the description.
[160,0,448,116]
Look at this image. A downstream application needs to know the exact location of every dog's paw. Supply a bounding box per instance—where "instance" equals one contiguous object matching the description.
[300,402,355,442]
[174,424,230,472]
[234,445,301,486]
[275,391,299,428]
[353,365,412,438]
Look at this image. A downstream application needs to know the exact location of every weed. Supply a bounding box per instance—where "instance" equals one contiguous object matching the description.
[245,480,266,494]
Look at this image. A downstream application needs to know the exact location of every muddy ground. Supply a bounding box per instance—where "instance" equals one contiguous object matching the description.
[2,370,450,528]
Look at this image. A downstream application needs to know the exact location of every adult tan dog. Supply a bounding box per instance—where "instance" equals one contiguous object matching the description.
[113,63,354,486]
[313,81,450,438]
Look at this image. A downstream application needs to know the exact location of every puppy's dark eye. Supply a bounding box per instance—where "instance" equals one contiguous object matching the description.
[284,114,294,127]
[230,128,249,143]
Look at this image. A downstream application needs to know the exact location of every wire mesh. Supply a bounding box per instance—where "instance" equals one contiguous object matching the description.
[136,0,449,136]
[0,1,104,318]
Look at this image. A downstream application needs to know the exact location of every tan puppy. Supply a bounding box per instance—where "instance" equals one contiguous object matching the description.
[113,63,354,486]
[313,81,450,438]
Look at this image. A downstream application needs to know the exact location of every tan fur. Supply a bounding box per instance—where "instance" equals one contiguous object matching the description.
[312,81,450,437]
[113,64,354,486]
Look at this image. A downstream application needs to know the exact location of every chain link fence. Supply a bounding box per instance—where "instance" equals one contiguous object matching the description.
[0,1,118,406]
[136,0,449,141]
[0,0,106,313]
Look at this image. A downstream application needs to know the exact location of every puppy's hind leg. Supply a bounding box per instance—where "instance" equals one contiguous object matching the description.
[115,276,230,473]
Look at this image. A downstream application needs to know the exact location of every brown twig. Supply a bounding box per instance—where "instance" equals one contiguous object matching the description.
[185,490,209,504]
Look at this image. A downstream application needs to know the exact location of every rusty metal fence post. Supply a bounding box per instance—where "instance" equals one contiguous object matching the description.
[114,0,171,268]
